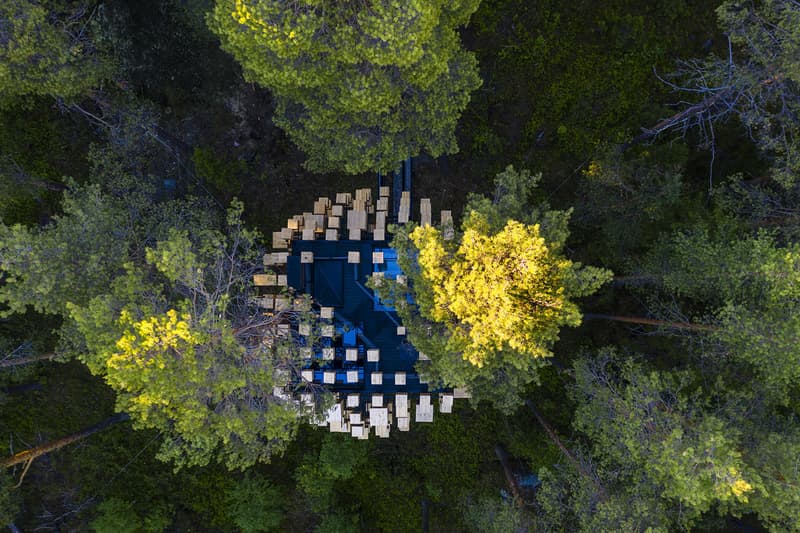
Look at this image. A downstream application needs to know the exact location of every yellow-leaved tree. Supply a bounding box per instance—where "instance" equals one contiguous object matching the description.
[378,167,612,411]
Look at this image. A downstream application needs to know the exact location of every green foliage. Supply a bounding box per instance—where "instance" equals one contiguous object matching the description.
[0,183,129,317]
[208,0,482,173]
[0,0,111,106]
[192,147,245,196]
[465,0,718,166]
[314,512,359,533]
[295,433,368,513]
[647,228,800,405]
[226,473,285,532]
[564,350,759,529]
[73,210,311,470]
[574,144,696,268]
[90,498,171,533]
[0,472,19,526]
[90,499,140,533]
[461,496,528,533]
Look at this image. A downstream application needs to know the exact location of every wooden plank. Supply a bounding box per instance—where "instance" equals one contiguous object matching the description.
[320,307,334,319]
[379,186,390,197]
[346,394,360,408]
[277,274,287,286]
[367,349,380,362]
[335,192,352,205]
[346,209,367,230]
[301,251,314,264]
[395,372,406,386]
[253,274,277,286]
[398,191,411,224]
[420,198,432,226]
[396,393,409,418]
[371,372,383,385]
[347,251,360,263]
[272,231,288,249]
[373,228,385,241]
[375,210,387,229]
[349,228,362,240]
[255,296,274,309]
[440,394,454,414]
[325,229,338,241]
[372,251,384,264]
[415,394,434,423]
[272,252,288,265]
[328,216,340,229]
[441,210,454,240]
[332,204,344,217]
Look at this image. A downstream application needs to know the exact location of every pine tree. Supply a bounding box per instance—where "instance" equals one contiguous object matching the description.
[208,0,482,173]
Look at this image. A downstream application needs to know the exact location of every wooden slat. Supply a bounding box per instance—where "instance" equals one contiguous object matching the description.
[440,210,454,240]
[325,229,338,241]
[398,191,411,224]
[272,231,288,249]
[420,198,432,227]
[379,186,390,197]
[375,210,387,229]
[253,274,277,286]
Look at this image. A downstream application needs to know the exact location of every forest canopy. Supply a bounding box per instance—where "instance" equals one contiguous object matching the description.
[1,0,800,531]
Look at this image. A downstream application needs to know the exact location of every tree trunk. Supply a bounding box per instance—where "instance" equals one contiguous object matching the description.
[0,352,57,369]
[526,401,606,498]
[494,445,523,507]
[583,313,718,332]
[1,413,130,469]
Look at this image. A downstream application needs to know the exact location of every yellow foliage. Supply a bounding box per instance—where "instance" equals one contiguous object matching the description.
[411,218,584,367]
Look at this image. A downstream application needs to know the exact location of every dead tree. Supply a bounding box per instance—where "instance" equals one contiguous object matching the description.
[2,413,130,486]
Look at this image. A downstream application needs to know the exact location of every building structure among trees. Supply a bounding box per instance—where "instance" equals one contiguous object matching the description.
[254,169,467,439]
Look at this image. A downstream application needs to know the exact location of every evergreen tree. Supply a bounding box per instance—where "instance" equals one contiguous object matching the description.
[0,0,111,106]
[208,0,482,173]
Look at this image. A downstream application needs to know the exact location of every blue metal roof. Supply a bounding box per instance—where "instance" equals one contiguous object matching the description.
[287,238,428,396]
